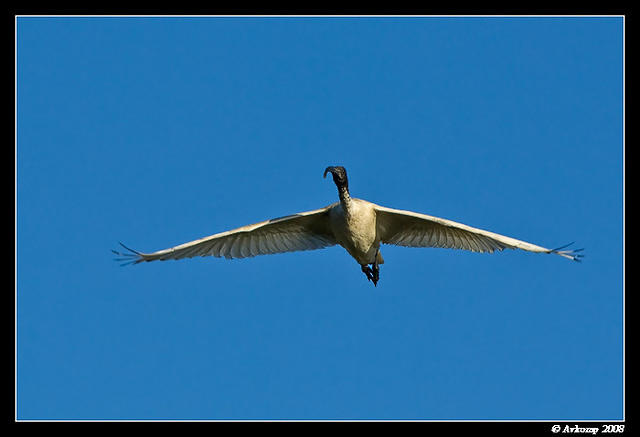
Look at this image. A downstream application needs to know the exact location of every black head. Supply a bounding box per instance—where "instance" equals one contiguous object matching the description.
[323,166,349,191]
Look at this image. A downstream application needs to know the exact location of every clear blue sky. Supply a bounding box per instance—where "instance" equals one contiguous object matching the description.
[16,16,623,420]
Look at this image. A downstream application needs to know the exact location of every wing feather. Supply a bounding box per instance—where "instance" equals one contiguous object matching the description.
[374,204,583,261]
[461,231,478,252]
[115,206,337,263]
[247,234,258,257]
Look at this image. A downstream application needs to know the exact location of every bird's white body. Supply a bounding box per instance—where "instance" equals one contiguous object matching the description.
[328,198,383,266]
[114,166,582,285]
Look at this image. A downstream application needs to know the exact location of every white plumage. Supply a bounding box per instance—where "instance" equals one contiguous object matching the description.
[114,166,582,286]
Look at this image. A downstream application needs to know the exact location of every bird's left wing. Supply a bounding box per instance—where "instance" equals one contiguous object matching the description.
[113,205,337,264]
[374,204,583,261]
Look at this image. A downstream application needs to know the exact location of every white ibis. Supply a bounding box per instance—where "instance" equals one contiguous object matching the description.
[113,166,583,286]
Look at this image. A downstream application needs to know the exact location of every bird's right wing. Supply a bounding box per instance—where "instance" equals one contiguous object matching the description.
[374,204,583,261]
[113,204,338,264]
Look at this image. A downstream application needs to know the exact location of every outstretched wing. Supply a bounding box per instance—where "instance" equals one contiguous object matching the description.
[374,205,583,261]
[113,205,337,265]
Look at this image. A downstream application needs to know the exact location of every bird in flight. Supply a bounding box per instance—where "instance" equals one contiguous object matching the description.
[113,166,583,286]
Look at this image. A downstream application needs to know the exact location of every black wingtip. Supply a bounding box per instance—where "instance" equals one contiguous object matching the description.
[111,242,144,266]
[551,242,575,252]
[550,242,585,262]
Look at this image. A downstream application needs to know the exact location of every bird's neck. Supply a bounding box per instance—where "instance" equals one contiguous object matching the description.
[338,185,351,205]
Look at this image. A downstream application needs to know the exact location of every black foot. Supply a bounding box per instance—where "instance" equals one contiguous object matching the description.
[371,247,380,287]
[361,264,379,287]
[372,263,379,286]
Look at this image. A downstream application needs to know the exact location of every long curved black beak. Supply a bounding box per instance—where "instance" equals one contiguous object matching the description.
[324,166,336,178]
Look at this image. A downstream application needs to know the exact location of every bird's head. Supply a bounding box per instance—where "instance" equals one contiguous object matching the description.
[324,166,349,194]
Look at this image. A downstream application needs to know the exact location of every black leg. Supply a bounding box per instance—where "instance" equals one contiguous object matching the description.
[361,264,374,282]
[371,263,379,287]
[371,248,380,286]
